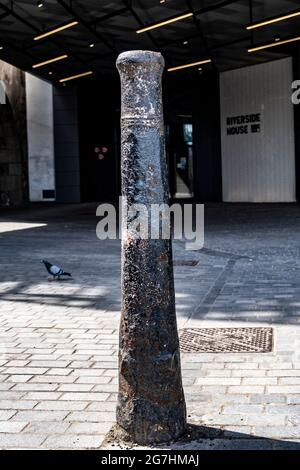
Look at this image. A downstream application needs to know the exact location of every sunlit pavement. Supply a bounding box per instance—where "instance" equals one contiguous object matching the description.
[0,203,300,449]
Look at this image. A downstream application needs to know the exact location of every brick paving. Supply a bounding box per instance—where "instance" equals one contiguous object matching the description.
[0,203,300,449]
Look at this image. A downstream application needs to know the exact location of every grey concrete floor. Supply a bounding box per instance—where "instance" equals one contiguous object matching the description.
[0,203,300,449]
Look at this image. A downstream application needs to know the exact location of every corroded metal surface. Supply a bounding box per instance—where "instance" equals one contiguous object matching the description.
[180,328,274,353]
[116,50,186,445]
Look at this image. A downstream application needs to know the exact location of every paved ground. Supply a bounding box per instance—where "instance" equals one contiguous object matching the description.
[0,203,300,449]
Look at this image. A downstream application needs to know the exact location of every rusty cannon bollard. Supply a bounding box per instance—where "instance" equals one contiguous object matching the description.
[116,50,186,445]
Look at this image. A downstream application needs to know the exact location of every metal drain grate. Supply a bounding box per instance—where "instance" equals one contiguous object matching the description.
[174,260,198,267]
[179,327,273,353]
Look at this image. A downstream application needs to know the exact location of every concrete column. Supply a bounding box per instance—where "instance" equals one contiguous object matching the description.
[53,85,81,203]
[25,73,55,201]
[116,50,186,445]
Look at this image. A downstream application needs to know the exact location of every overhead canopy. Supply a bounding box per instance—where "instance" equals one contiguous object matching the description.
[0,0,299,83]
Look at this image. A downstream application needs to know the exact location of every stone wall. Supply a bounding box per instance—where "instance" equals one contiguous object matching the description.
[0,60,28,206]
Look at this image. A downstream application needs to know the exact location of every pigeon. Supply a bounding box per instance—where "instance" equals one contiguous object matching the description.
[41,260,72,280]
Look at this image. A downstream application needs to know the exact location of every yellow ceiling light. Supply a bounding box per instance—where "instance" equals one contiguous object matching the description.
[136,12,193,34]
[34,21,79,41]
[248,36,300,53]
[247,11,300,30]
[59,71,93,83]
[167,59,211,72]
[32,54,68,68]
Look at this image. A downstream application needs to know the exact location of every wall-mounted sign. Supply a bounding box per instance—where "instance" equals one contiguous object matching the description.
[94,145,109,161]
[226,113,261,135]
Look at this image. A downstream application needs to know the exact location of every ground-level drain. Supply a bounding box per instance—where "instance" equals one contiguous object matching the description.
[174,260,198,266]
[179,327,273,353]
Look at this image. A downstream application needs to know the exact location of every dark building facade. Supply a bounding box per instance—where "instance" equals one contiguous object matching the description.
[0,1,300,206]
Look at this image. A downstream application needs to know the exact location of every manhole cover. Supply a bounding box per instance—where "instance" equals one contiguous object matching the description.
[179,328,273,353]
[174,260,198,266]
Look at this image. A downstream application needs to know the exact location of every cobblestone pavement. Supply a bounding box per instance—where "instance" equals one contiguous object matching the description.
[0,203,300,449]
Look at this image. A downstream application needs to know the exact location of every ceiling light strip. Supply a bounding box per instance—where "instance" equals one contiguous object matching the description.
[247,11,300,30]
[248,36,300,53]
[136,12,193,34]
[34,21,79,41]
[32,54,68,68]
[59,71,93,83]
[167,59,211,72]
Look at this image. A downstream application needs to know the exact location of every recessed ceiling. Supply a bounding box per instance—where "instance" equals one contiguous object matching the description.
[0,0,299,83]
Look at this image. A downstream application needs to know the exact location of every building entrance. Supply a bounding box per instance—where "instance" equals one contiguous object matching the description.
[167,122,194,199]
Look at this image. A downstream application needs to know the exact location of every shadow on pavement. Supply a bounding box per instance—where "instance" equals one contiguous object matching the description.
[103,423,300,450]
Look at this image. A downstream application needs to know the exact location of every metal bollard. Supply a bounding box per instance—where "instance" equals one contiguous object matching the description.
[116,50,186,445]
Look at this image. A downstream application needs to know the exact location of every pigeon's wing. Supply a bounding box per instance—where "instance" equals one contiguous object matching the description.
[50,265,61,275]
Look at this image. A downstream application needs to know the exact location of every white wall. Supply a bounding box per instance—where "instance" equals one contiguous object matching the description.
[220,57,296,202]
[25,73,55,201]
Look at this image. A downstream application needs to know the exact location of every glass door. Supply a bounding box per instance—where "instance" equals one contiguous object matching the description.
[166,122,194,199]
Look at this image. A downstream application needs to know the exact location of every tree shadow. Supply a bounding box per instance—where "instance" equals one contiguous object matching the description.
[1,202,300,325]
[0,282,112,310]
